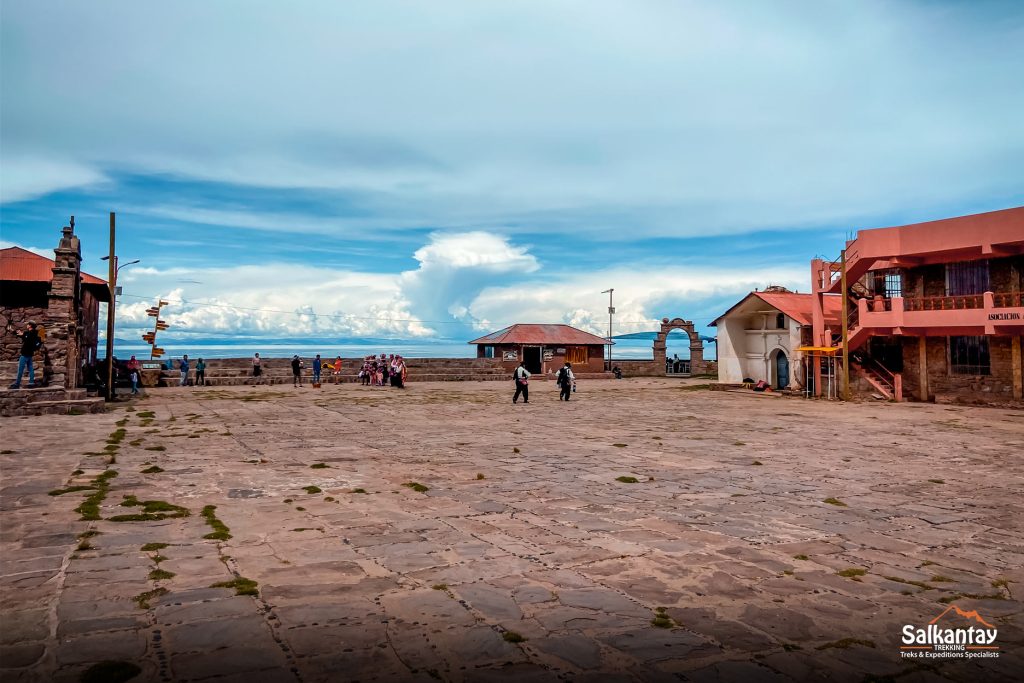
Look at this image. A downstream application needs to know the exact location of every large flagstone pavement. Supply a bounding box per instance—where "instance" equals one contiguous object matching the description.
[1,379,1021,681]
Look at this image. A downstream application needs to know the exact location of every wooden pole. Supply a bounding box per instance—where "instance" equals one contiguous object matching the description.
[840,249,850,401]
[105,212,116,400]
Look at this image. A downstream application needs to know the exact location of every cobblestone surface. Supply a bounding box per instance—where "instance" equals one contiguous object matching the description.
[1,379,1022,682]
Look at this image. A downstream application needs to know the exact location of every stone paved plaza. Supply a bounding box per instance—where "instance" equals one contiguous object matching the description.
[1,379,1022,682]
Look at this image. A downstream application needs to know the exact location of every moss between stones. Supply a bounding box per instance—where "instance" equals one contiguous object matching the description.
[140,466,164,474]
[302,485,322,494]
[502,630,526,643]
[148,568,175,581]
[144,445,166,452]
[49,485,96,496]
[108,495,189,522]
[823,497,847,507]
[211,576,259,596]
[402,482,429,493]
[476,473,486,480]
[76,470,118,521]
[132,587,168,609]
[351,488,367,494]
[140,542,169,552]
[310,463,329,469]
[837,568,867,580]
[80,660,141,683]
[793,554,809,561]
[615,476,639,484]
[200,505,232,541]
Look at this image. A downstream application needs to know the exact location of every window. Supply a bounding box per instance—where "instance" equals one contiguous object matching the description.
[949,336,990,375]
[776,313,786,329]
[883,271,903,298]
[565,347,587,364]
[482,345,495,358]
[946,261,990,296]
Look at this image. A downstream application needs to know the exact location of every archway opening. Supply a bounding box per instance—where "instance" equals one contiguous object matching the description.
[772,349,790,389]
[665,329,691,374]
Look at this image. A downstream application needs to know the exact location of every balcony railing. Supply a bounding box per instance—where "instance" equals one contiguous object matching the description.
[904,294,986,311]
[993,291,1023,308]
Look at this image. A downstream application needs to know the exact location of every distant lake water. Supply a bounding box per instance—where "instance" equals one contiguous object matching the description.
[111,337,713,361]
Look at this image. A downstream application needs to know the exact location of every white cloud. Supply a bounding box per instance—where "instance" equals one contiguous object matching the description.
[0,156,108,203]
[0,239,52,257]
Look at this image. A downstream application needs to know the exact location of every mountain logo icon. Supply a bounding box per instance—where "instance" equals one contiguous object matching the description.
[929,604,997,630]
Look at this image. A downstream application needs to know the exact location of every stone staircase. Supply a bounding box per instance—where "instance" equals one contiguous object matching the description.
[0,386,106,417]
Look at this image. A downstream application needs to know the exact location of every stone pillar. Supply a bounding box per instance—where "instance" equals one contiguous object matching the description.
[918,336,929,402]
[45,222,83,389]
[1012,336,1023,401]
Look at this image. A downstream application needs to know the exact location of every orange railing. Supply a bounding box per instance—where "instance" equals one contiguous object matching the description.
[904,294,986,311]
[993,291,1023,308]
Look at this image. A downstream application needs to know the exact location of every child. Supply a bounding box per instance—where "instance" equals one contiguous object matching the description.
[130,369,140,395]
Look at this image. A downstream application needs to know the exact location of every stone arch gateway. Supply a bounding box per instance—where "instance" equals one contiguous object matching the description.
[653,317,709,376]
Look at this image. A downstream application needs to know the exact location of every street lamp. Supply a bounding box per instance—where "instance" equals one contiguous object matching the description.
[601,288,614,371]
[99,211,140,400]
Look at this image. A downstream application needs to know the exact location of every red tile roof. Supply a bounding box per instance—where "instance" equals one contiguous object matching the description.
[469,324,613,346]
[0,246,107,286]
[711,292,842,327]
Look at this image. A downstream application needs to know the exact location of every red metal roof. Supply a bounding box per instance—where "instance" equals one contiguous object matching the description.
[711,291,842,327]
[0,246,108,286]
[469,324,613,346]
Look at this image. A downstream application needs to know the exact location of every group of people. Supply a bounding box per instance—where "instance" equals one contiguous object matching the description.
[174,355,207,388]
[358,354,408,388]
[512,361,577,404]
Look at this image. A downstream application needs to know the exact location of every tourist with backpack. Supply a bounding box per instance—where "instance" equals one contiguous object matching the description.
[179,355,190,386]
[291,355,303,387]
[512,362,530,404]
[557,362,575,401]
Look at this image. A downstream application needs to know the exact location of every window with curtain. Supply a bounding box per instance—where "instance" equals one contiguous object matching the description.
[949,336,991,375]
[945,261,990,296]
[565,347,587,364]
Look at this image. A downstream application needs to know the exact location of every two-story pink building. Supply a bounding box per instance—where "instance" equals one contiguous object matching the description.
[811,206,1024,403]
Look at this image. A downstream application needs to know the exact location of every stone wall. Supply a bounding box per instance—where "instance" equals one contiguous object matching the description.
[1,306,52,385]
[614,359,719,378]
[900,335,1022,403]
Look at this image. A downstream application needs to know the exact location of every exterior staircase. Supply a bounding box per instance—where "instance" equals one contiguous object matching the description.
[0,387,106,417]
[850,357,902,401]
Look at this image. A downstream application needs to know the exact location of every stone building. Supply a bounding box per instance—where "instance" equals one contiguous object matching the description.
[468,324,611,375]
[811,206,1024,403]
[1,221,109,389]
[712,289,841,389]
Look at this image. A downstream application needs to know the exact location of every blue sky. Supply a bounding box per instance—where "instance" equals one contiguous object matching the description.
[2,1,1022,348]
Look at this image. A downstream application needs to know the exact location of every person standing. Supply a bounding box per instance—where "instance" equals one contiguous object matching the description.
[130,368,140,395]
[8,322,42,389]
[312,354,322,385]
[333,356,343,383]
[195,358,207,386]
[179,354,190,387]
[557,362,575,401]
[252,353,263,384]
[291,355,303,387]
[512,361,530,404]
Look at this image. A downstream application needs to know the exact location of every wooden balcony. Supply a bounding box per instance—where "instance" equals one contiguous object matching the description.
[853,291,1024,336]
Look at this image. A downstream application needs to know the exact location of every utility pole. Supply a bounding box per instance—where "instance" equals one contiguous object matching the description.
[602,288,614,371]
[104,213,116,401]
[840,249,850,401]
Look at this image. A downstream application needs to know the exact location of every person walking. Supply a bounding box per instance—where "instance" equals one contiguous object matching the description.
[512,361,530,404]
[557,362,575,401]
[8,322,42,389]
[312,354,322,386]
[179,354,190,386]
[252,353,263,384]
[195,358,206,386]
[130,368,140,395]
[291,355,303,387]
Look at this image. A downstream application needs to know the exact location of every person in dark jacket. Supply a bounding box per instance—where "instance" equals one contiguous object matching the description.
[512,362,530,404]
[291,355,303,387]
[9,322,42,389]
[557,362,575,401]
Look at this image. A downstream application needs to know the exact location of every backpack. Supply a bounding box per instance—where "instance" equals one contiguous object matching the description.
[557,367,568,385]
